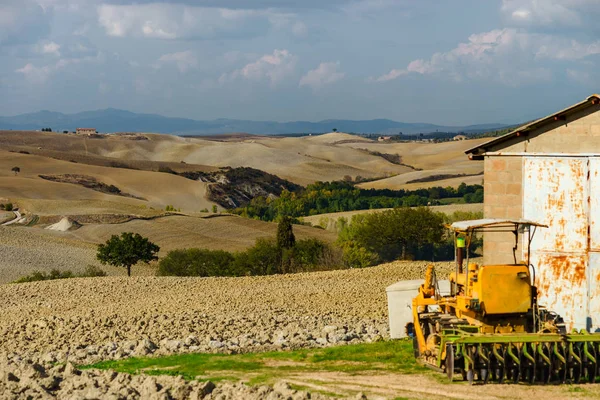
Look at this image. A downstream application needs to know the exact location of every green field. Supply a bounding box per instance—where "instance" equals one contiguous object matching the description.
[83,340,427,386]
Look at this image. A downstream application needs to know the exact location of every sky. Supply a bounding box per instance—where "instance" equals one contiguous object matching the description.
[0,0,599,125]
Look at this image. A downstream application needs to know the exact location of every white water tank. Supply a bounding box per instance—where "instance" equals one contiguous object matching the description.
[386,279,451,339]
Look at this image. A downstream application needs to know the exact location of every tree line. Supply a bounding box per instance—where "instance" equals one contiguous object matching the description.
[233,181,483,221]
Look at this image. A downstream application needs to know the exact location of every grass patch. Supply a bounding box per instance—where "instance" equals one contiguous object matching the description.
[82,341,427,384]
[437,197,466,205]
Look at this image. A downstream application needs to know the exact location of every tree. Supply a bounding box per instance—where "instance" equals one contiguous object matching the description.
[97,232,160,276]
[212,205,218,213]
[276,216,295,249]
[158,248,235,277]
[11,167,20,176]
[332,128,338,132]
[341,207,444,262]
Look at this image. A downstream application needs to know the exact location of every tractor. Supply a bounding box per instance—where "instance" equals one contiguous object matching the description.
[409,218,600,384]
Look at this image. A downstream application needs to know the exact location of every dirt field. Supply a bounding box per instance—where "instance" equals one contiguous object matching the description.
[0,261,595,399]
[344,139,486,190]
[0,130,484,188]
[0,214,336,283]
[0,150,216,213]
[0,130,505,398]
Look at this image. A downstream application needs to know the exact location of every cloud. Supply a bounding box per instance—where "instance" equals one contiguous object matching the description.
[501,0,600,28]
[0,0,51,46]
[15,63,52,84]
[156,51,198,73]
[299,62,345,90]
[219,49,297,87]
[566,68,592,84]
[371,28,600,85]
[291,21,308,37]
[535,39,600,60]
[97,3,301,40]
[15,52,104,84]
[99,0,353,10]
[39,41,61,56]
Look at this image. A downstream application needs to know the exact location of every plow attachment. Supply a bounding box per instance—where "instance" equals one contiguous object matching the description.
[437,331,600,384]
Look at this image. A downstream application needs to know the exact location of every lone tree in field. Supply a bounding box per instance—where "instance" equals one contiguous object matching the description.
[97,232,160,276]
[11,167,20,176]
[276,216,295,249]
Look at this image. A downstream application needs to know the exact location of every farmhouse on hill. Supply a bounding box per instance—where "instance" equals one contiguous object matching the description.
[453,134,467,141]
[466,94,600,332]
[76,127,97,135]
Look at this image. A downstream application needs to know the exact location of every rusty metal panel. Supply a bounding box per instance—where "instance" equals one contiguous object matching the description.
[523,157,589,331]
[590,158,600,251]
[587,158,600,331]
[587,252,600,332]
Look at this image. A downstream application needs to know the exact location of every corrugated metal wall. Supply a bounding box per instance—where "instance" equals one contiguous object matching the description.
[523,156,600,332]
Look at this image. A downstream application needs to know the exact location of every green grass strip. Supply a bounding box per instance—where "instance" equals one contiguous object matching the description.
[82,341,427,383]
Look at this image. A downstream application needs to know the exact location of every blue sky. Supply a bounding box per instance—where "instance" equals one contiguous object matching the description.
[1,0,599,125]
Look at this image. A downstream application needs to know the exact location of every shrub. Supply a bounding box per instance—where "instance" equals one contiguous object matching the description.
[106,184,121,194]
[157,236,340,277]
[233,238,281,275]
[158,248,236,277]
[337,207,445,262]
[287,238,341,272]
[81,265,108,277]
[12,266,107,283]
[158,165,177,174]
[234,237,340,275]
[340,242,379,268]
[4,203,13,211]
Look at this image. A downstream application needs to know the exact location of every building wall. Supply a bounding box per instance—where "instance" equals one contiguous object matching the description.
[482,155,523,265]
[76,128,96,134]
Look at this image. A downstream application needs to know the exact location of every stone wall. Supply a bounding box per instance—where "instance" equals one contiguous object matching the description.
[483,156,523,265]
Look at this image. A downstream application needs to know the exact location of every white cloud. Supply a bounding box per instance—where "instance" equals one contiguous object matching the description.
[15,52,104,84]
[299,61,345,90]
[156,51,198,73]
[501,0,600,28]
[219,49,297,87]
[16,63,52,84]
[39,41,61,56]
[536,39,600,60]
[371,28,600,85]
[97,3,301,40]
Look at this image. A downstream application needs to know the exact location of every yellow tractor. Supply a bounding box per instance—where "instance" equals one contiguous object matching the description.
[409,219,600,384]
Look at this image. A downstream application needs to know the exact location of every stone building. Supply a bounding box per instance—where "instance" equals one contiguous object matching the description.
[465,94,600,331]
[76,128,96,135]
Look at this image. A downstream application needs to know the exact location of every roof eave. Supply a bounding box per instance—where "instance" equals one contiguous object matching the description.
[465,94,600,156]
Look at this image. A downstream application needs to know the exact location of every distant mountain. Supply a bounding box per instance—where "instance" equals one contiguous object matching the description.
[0,108,510,136]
